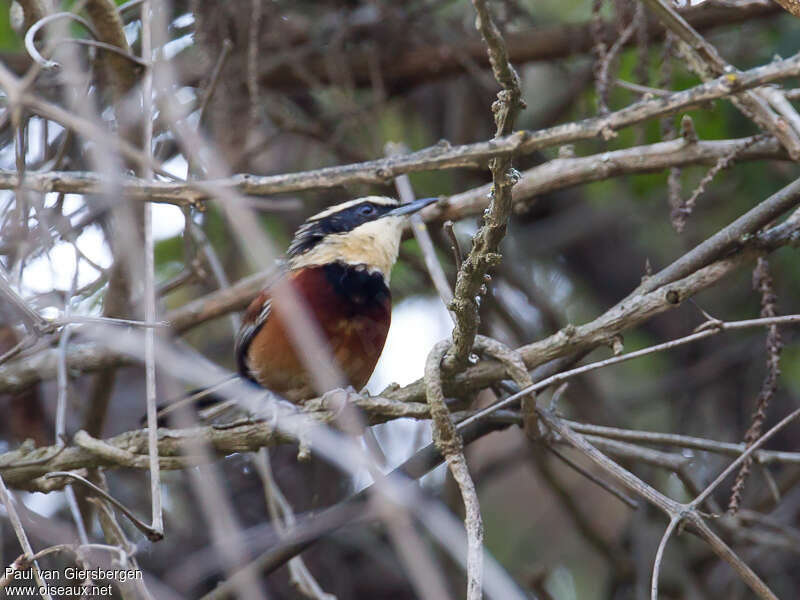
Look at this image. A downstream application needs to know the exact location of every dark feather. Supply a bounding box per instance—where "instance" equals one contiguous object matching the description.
[235,293,271,381]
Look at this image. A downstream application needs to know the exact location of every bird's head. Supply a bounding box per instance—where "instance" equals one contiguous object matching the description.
[286,195,437,282]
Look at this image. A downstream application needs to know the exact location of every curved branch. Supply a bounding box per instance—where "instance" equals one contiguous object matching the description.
[24,12,100,70]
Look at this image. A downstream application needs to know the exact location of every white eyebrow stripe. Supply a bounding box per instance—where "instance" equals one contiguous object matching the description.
[307,196,398,221]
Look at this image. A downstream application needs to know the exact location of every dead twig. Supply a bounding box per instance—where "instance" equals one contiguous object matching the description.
[447,0,525,369]
[0,474,53,599]
[44,469,163,541]
[641,0,800,160]
[728,257,783,514]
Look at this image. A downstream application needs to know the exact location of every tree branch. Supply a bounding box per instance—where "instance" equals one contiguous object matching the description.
[641,0,800,159]
[0,135,785,215]
[2,52,798,205]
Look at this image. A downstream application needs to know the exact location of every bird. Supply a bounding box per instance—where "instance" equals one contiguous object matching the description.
[234,195,437,403]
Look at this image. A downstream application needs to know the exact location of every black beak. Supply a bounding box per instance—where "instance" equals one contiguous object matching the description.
[387,196,438,217]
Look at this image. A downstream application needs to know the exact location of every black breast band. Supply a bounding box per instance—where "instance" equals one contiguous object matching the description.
[323,262,390,311]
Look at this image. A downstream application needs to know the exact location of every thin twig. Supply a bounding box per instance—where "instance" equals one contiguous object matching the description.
[693,408,800,510]
[596,7,639,114]
[252,449,335,600]
[44,470,163,541]
[443,220,463,271]
[456,313,800,430]
[546,446,639,509]
[641,0,800,159]
[651,516,680,600]
[538,409,779,600]
[24,12,100,70]
[57,249,90,546]
[564,420,800,465]
[0,474,53,599]
[673,134,766,232]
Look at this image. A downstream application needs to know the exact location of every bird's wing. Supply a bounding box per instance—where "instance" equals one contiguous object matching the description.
[234,290,272,381]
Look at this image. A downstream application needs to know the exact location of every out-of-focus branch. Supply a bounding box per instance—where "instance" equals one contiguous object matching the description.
[250,449,335,600]
[0,477,53,598]
[83,0,140,99]
[14,0,48,35]
[185,412,519,592]
[772,0,800,17]
[0,343,129,395]
[0,268,273,395]
[0,63,167,178]
[165,1,780,92]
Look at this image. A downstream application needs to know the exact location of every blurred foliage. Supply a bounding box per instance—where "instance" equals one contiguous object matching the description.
[0,1,20,50]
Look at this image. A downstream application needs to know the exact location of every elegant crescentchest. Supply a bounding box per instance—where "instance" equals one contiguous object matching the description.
[235,195,436,402]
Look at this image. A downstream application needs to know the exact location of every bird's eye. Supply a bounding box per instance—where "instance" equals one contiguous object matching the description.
[358,204,376,216]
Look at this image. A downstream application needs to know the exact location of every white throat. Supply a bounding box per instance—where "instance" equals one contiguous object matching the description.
[288,216,405,282]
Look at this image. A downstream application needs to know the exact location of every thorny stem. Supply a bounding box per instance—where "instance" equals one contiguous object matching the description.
[728,257,783,514]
